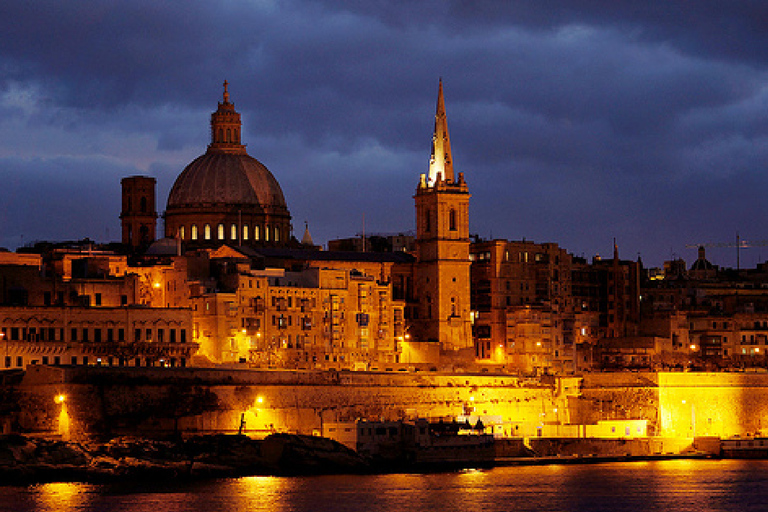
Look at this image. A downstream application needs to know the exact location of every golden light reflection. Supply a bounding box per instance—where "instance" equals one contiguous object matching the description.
[233,476,289,510]
[33,482,92,512]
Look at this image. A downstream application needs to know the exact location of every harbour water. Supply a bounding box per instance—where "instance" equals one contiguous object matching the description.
[2,459,768,512]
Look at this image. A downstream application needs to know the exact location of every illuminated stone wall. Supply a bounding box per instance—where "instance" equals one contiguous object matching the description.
[17,367,768,441]
[658,372,768,438]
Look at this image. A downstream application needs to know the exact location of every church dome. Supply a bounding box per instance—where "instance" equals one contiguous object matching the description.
[167,152,287,210]
[164,82,292,246]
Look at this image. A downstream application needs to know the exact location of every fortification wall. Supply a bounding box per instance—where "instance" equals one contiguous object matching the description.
[17,366,558,439]
[16,367,768,441]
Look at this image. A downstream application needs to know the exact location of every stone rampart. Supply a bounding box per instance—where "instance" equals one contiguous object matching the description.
[14,367,768,441]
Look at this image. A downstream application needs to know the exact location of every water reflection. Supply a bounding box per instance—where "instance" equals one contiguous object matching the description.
[4,460,768,512]
[33,482,93,512]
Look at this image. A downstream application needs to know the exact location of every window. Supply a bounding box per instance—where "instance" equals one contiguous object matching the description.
[140,196,147,213]
[425,209,431,232]
[180,329,187,343]
[231,224,238,241]
[204,224,212,240]
[95,293,102,306]
[275,227,280,242]
[254,225,260,240]
[191,224,198,240]
[170,329,176,343]
[71,328,77,342]
[243,225,249,241]
[217,223,225,240]
[265,225,270,241]
[107,329,113,342]
[179,226,185,240]
[449,208,457,231]
[118,329,125,341]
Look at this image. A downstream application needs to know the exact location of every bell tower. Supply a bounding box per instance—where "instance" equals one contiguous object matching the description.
[414,80,472,353]
[120,176,157,250]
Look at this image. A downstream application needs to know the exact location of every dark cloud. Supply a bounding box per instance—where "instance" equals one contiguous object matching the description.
[1,0,767,268]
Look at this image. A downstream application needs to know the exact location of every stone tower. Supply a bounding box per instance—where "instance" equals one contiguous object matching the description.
[120,175,157,250]
[414,80,473,353]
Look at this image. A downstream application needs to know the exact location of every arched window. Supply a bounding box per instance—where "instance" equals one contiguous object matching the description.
[234,129,239,143]
[451,297,457,316]
[217,223,225,240]
[140,196,147,213]
[254,225,260,240]
[204,224,211,240]
[191,224,198,240]
[231,224,237,241]
[265,225,270,241]
[218,128,223,142]
[274,227,280,242]
[226,128,231,143]
[179,226,185,240]
[243,225,249,241]
[425,209,431,233]
[449,208,457,231]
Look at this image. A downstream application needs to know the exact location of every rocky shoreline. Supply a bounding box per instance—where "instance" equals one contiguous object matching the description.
[0,433,368,485]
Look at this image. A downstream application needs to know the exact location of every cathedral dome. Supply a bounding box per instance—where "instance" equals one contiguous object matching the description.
[164,82,292,246]
[167,152,287,211]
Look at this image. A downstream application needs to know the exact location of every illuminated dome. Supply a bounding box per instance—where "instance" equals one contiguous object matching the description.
[167,152,287,211]
[164,82,292,246]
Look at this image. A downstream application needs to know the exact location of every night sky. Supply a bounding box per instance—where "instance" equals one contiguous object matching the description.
[2,1,768,269]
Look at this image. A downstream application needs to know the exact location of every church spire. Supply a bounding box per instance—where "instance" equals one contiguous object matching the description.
[427,79,454,185]
[209,80,246,154]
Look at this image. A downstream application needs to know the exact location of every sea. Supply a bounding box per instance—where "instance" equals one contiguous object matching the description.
[2,459,767,512]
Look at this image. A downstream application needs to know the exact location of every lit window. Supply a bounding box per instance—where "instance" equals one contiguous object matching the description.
[231,224,237,240]
[217,223,224,240]
[254,225,260,240]
[243,225,249,241]
[275,227,280,242]
[179,226,185,240]
[204,224,211,240]
[265,226,270,241]
[191,224,198,240]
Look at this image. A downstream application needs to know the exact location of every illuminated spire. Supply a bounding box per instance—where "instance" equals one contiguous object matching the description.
[427,79,454,185]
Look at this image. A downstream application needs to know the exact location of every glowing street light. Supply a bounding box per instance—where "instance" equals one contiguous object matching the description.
[54,394,66,404]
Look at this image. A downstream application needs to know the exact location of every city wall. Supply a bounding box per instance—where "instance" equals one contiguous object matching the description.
[14,367,768,441]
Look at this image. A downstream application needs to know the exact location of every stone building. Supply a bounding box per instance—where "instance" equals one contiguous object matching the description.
[0,246,195,369]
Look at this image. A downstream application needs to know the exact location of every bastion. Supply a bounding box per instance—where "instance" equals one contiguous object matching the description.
[11,366,768,441]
